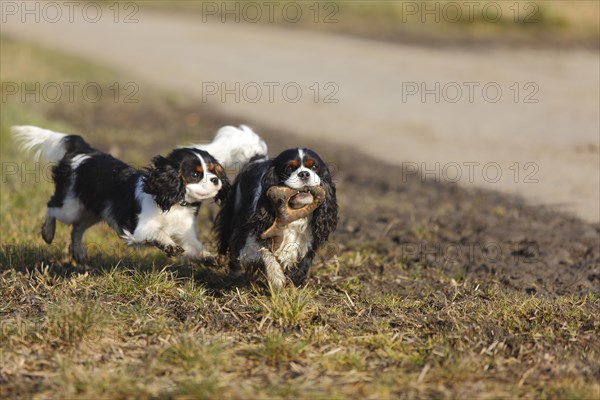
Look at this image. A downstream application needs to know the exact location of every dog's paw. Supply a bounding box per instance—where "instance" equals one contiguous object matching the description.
[163,244,185,257]
[268,272,287,290]
[229,265,244,279]
[216,254,229,267]
[192,251,218,266]
[41,218,55,244]
[71,245,88,264]
[150,240,185,257]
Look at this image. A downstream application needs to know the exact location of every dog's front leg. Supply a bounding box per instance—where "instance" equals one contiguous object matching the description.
[259,247,286,289]
[127,223,184,257]
[177,221,212,260]
[289,250,315,287]
[180,237,212,260]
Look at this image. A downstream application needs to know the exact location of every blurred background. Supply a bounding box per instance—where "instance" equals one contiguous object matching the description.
[3,4,600,397]
[2,0,599,221]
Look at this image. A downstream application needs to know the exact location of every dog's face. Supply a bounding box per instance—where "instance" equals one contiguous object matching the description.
[179,151,224,202]
[145,148,230,211]
[272,148,325,189]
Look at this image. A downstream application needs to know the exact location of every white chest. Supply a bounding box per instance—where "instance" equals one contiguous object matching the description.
[136,189,196,233]
[158,206,195,233]
[273,217,313,269]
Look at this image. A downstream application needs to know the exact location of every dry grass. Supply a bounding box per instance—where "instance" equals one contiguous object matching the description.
[2,266,599,398]
[1,37,599,399]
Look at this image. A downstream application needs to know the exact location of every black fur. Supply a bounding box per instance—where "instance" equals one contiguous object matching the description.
[289,250,316,286]
[215,148,338,286]
[44,135,229,261]
[75,153,141,234]
[144,155,186,212]
[213,162,231,206]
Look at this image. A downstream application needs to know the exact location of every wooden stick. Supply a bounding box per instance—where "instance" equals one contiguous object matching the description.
[260,185,326,250]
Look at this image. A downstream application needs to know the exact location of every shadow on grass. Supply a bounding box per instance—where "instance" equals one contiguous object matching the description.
[0,243,243,292]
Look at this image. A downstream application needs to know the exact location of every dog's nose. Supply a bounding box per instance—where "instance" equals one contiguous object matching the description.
[210,177,219,185]
[298,171,310,181]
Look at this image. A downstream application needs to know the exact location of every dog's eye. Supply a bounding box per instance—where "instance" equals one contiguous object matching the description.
[311,165,319,172]
[191,172,200,178]
[285,165,293,174]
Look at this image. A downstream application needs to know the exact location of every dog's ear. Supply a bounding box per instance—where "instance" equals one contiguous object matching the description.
[246,164,279,236]
[311,165,338,249]
[262,163,279,189]
[214,163,231,206]
[144,155,185,211]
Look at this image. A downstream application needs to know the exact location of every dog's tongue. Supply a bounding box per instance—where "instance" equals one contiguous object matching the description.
[289,192,314,209]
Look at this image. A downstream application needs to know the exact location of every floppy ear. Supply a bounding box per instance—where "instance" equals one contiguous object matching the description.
[214,188,235,255]
[214,163,231,206]
[144,155,185,212]
[249,164,279,238]
[311,167,338,249]
[262,163,279,190]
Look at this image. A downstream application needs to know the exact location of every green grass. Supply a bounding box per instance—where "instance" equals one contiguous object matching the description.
[1,37,599,399]
[3,263,598,398]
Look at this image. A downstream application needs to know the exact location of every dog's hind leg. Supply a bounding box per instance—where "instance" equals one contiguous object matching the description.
[70,213,99,263]
[41,209,56,244]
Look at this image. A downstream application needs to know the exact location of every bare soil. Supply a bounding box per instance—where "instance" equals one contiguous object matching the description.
[42,95,600,298]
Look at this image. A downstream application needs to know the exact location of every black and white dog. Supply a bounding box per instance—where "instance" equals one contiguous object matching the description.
[216,148,338,288]
[11,125,266,262]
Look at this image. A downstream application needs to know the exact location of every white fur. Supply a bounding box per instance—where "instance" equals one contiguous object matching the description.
[191,125,268,172]
[11,125,69,162]
[46,196,84,225]
[285,149,321,189]
[45,154,90,225]
[239,217,313,289]
[122,179,207,258]
[185,153,221,202]
[70,154,90,169]
[274,218,313,270]
[13,124,214,261]
[11,126,91,225]
[186,181,220,202]
[260,248,287,289]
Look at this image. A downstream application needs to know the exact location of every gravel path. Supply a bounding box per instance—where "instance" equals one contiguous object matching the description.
[2,7,598,221]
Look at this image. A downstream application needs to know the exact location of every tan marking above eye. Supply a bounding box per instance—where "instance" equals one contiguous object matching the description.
[289,160,299,168]
[195,165,204,173]
[208,163,215,172]
[305,159,315,168]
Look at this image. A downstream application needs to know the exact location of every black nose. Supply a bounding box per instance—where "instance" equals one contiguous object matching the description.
[298,171,310,181]
[210,177,219,185]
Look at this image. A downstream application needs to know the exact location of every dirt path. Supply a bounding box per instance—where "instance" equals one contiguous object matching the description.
[2,7,598,221]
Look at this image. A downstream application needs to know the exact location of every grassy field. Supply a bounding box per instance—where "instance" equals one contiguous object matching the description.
[144,0,600,49]
[1,37,599,399]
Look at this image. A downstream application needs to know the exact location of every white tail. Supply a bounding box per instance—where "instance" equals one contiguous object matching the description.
[191,125,268,171]
[11,125,69,162]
